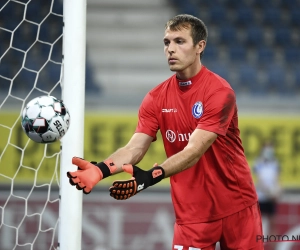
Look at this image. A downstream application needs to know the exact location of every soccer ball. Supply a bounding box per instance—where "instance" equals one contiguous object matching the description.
[21,95,70,143]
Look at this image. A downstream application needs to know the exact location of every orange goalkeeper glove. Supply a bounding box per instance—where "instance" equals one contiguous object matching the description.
[67,157,117,194]
[109,164,165,200]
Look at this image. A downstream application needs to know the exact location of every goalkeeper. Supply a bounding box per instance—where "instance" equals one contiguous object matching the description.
[67,14,263,250]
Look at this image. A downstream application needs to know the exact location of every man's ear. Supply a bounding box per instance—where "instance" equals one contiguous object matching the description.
[197,40,206,55]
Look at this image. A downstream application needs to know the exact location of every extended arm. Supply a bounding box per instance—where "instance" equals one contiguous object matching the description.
[67,133,153,194]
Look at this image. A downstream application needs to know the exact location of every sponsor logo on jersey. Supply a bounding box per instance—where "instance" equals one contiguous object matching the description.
[178,80,192,86]
[166,129,191,143]
[166,130,176,142]
[162,108,177,113]
[192,101,203,119]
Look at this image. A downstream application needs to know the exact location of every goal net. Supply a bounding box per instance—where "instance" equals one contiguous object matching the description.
[0,0,84,249]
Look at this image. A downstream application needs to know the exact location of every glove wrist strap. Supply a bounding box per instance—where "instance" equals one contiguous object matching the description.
[95,159,117,179]
[149,166,165,186]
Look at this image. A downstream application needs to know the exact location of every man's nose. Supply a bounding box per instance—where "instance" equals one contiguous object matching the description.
[168,42,175,54]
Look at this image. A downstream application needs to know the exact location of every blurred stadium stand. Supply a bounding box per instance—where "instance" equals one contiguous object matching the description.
[0,0,299,111]
[170,0,300,97]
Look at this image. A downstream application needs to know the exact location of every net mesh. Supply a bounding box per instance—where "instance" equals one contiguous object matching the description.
[0,0,63,249]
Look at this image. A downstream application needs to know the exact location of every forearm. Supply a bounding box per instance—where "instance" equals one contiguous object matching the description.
[103,132,153,174]
[105,145,146,174]
[160,129,217,178]
[160,145,202,178]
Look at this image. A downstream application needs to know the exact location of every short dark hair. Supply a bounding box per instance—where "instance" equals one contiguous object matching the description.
[165,14,208,58]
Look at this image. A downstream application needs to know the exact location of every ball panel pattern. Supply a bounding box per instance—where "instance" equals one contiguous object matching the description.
[26,104,40,120]
[21,96,70,144]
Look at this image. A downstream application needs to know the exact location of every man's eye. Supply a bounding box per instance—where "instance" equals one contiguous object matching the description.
[164,41,169,46]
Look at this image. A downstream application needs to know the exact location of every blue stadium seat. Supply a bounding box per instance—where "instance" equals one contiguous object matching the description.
[12,21,38,51]
[228,43,246,62]
[25,1,42,23]
[207,62,230,82]
[290,9,300,26]
[196,0,220,8]
[38,22,51,42]
[284,46,300,64]
[26,0,51,23]
[257,46,274,64]
[263,7,281,25]
[170,0,199,16]
[25,43,50,71]
[48,62,61,83]
[1,49,24,79]
[235,6,254,26]
[209,6,227,24]
[294,66,300,83]
[38,14,63,43]
[219,25,237,44]
[35,62,61,93]
[0,1,24,30]
[0,29,11,57]
[252,0,275,9]
[223,0,246,8]
[39,42,51,58]
[203,44,218,61]
[237,62,267,96]
[0,1,6,9]
[266,64,286,93]
[0,64,11,78]
[245,25,264,47]
[25,57,42,72]
[238,63,258,93]
[0,78,10,94]
[279,0,300,10]
[52,0,63,15]
[51,38,63,63]
[10,68,36,98]
[295,70,300,94]
[274,26,292,46]
[13,69,37,91]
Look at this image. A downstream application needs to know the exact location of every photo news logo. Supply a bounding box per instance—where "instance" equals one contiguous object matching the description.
[256,234,300,243]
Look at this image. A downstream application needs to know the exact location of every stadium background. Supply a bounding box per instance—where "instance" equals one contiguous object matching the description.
[0,0,300,249]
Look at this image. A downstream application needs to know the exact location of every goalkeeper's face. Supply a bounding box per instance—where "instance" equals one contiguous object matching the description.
[163,26,204,75]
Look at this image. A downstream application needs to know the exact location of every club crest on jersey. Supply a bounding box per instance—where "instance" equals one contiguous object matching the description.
[192,101,203,119]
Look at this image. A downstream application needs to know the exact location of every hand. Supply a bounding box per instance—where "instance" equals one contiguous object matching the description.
[67,157,116,194]
[109,164,165,200]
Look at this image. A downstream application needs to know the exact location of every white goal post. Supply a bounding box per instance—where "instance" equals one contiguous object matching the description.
[0,0,86,249]
[59,0,86,249]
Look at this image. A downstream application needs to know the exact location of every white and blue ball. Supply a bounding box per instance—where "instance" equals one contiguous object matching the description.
[21,95,70,143]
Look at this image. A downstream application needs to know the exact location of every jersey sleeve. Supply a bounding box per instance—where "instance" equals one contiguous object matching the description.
[135,92,159,140]
[197,87,236,136]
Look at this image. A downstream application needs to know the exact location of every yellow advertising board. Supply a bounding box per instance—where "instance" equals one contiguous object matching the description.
[0,113,299,188]
[238,115,300,188]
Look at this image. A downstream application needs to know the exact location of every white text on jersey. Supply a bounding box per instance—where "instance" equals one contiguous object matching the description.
[162,108,177,113]
[166,129,191,142]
